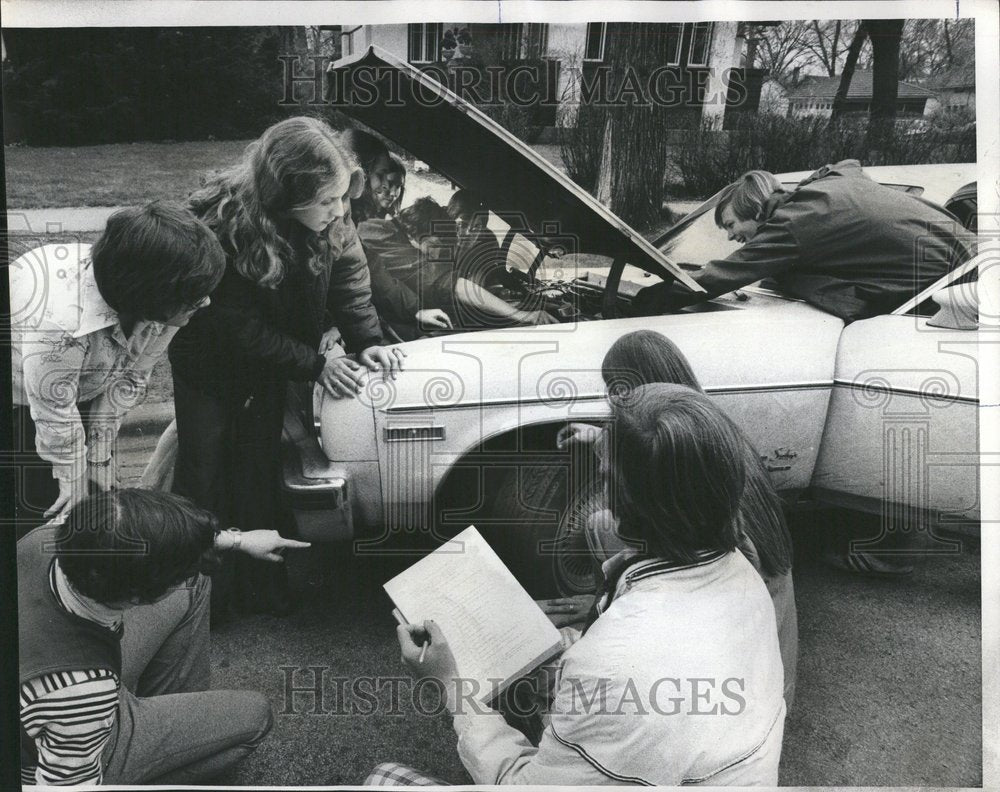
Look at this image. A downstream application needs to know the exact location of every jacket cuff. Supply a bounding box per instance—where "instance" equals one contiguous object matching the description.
[52,461,84,483]
[347,334,385,355]
[311,352,326,381]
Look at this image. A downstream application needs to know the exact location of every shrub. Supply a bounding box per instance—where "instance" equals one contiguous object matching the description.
[457,55,556,146]
[672,111,977,196]
[477,101,546,145]
[558,104,605,192]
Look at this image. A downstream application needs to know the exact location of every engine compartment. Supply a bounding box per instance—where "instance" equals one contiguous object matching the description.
[489,271,618,322]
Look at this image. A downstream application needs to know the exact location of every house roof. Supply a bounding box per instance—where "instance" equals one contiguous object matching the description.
[785,71,935,101]
[924,65,976,91]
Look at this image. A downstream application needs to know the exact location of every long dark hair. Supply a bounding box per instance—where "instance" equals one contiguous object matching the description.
[342,128,406,223]
[607,384,744,562]
[602,330,792,576]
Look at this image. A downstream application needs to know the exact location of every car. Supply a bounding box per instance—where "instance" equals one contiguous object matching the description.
[281,46,981,597]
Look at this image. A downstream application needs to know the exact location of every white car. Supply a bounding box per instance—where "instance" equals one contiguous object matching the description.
[281,47,980,596]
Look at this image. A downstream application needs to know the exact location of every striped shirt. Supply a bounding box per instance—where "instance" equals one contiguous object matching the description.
[20,563,122,786]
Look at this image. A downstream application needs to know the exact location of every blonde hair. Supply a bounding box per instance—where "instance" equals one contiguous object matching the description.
[189,117,364,289]
[715,170,784,227]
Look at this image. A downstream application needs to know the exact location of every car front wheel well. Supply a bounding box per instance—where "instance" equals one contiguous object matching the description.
[432,421,602,597]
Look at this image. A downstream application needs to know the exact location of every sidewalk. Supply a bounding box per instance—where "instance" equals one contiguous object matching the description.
[117,402,173,486]
[5,170,459,233]
[6,207,129,234]
[7,177,701,234]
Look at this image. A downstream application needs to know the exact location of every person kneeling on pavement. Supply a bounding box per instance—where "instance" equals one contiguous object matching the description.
[369,385,786,786]
[18,488,308,786]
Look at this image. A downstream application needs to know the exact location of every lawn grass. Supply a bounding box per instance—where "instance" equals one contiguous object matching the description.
[5,140,252,208]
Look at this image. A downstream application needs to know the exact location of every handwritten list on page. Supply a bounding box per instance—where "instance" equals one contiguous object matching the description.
[384,526,563,703]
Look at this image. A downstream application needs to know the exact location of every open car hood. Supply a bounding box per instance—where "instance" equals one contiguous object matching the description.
[327,46,703,293]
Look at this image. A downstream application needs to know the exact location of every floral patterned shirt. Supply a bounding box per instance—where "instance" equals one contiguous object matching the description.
[9,243,177,481]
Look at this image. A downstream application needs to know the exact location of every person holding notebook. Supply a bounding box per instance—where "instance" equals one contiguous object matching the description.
[372,384,786,786]
[548,328,797,708]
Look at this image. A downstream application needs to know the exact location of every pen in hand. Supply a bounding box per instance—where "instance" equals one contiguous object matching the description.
[393,608,430,663]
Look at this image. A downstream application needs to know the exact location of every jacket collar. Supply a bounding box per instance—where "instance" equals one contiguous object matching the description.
[51,560,124,634]
[758,191,791,224]
[71,256,120,339]
[590,548,729,624]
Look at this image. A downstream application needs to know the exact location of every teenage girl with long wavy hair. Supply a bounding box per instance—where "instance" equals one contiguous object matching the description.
[169,116,404,619]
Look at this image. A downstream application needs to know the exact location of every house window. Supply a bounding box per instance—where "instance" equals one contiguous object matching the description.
[665,23,683,65]
[526,23,549,59]
[688,22,713,66]
[497,23,524,61]
[408,23,442,63]
[495,23,548,60]
[584,22,606,61]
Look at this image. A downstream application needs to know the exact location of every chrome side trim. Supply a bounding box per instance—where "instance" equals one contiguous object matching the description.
[384,426,446,442]
[832,379,978,405]
[381,381,834,414]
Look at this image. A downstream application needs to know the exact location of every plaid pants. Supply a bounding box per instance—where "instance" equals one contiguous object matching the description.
[364,762,449,786]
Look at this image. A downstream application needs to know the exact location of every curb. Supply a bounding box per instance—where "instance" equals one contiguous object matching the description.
[120,401,174,439]
[7,206,126,234]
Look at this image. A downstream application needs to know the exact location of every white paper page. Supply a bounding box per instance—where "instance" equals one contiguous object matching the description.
[384,526,562,702]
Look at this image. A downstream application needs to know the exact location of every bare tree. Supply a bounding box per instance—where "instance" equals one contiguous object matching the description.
[897,19,944,80]
[752,21,812,81]
[280,27,309,57]
[935,18,974,72]
[754,19,872,81]
[802,20,862,77]
[831,23,867,120]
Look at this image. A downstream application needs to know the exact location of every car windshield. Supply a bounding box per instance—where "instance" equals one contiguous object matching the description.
[657,207,742,276]
[445,191,742,295]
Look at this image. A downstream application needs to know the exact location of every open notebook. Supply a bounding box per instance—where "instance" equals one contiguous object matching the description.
[384,526,563,704]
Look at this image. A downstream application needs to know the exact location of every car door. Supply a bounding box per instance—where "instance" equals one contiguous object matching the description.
[810,313,979,530]
[811,184,981,538]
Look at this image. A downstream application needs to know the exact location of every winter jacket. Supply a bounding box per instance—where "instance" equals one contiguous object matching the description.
[169,216,384,398]
[358,217,456,311]
[694,160,975,322]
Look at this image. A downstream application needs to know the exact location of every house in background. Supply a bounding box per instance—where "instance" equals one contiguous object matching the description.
[771,70,937,118]
[758,76,790,116]
[922,65,976,115]
[340,22,770,133]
